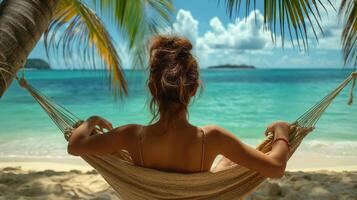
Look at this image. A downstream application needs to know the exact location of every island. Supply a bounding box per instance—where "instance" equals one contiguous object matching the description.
[207,64,256,70]
[25,58,51,70]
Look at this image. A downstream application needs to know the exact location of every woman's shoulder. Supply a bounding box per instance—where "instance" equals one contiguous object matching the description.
[200,125,236,140]
[200,125,241,159]
[111,124,144,140]
[201,125,231,134]
[112,123,142,132]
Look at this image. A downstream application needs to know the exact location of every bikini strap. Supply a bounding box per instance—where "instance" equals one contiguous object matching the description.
[139,126,145,167]
[200,127,206,172]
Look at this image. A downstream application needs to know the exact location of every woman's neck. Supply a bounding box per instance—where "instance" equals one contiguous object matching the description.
[157,109,189,128]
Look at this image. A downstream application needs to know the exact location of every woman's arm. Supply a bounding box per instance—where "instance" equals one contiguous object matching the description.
[210,122,291,178]
[67,116,138,156]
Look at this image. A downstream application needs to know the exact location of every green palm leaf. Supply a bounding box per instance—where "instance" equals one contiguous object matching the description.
[340,0,357,66]
[45,0,127,96]
[220,0,334,50]
[45,0,173,97]
[92,0,174,69]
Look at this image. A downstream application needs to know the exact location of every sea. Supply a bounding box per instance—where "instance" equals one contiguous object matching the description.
[0,69,356,159]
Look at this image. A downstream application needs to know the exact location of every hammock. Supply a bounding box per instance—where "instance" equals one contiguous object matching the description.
[16,72,356,200]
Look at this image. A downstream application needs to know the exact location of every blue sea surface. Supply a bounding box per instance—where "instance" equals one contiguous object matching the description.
[0,69,356,158]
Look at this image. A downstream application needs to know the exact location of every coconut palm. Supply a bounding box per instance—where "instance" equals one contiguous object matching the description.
[0,0,58,97]
[0,0,173,97]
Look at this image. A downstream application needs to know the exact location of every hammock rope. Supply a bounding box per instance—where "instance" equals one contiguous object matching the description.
[15,71,356,200]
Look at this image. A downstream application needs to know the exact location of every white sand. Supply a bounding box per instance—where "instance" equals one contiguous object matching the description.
[0,156,357,200]
[0,155,356,199]
[0,166,118,200]
[0,166,356,200]
[0,157,92,172]
[247,171,357,200]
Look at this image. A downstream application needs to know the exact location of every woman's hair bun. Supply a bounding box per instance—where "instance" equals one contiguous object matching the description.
[148,35,200,123]
[150,35,192,58]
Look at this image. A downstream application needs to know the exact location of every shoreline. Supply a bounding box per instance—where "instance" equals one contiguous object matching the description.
[1,154,357,172]
[2,138,357,172]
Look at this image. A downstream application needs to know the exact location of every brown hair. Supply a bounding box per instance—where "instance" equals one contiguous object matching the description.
[147,35,201,123]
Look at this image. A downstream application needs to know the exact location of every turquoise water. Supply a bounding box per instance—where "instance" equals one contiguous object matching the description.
[0,69,356,158]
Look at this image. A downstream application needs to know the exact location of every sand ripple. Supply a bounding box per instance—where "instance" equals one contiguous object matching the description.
[0,167,356,200]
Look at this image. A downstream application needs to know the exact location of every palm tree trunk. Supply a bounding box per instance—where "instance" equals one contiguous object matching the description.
[0,0,59,97]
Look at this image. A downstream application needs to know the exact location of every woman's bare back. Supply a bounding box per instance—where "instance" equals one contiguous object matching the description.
[68,116,291,178]
[132,124,212,173]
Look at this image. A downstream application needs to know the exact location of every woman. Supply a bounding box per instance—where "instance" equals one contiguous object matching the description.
[68,35,292,178]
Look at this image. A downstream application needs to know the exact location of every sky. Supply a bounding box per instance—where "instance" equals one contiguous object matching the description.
[29,0,352,69]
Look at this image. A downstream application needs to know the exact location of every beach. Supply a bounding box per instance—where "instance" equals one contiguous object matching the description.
[0,0,355,198]
[1,143,357,199]
[0,159,356,200]
[1,69,356,199]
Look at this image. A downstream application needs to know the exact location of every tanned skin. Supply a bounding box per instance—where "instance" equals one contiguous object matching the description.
[68,106,292,177]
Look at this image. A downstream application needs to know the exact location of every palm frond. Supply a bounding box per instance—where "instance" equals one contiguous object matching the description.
[45,0,129,97]
[339,0,357,66]
[92,0,174,69]
[220,0,334,50]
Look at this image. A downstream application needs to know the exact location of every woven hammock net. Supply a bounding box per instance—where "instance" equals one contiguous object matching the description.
[16,72,356,200]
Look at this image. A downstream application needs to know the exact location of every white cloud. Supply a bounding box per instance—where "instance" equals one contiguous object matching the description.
[170,9,275,67]
[198,11,272,51]
[317,29,342,50]
[172,9,199,44]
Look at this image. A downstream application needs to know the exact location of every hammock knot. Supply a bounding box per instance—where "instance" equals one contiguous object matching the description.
[17,77,28,88]
[64,120,84,141]
[352,72,357,78]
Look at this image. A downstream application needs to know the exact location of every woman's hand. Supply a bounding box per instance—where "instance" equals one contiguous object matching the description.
[265,121,292,139]
[67,116,120,156]
[86,116,113,133]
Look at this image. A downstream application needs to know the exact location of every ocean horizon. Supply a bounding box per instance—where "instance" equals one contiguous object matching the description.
[0,68,356,159]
